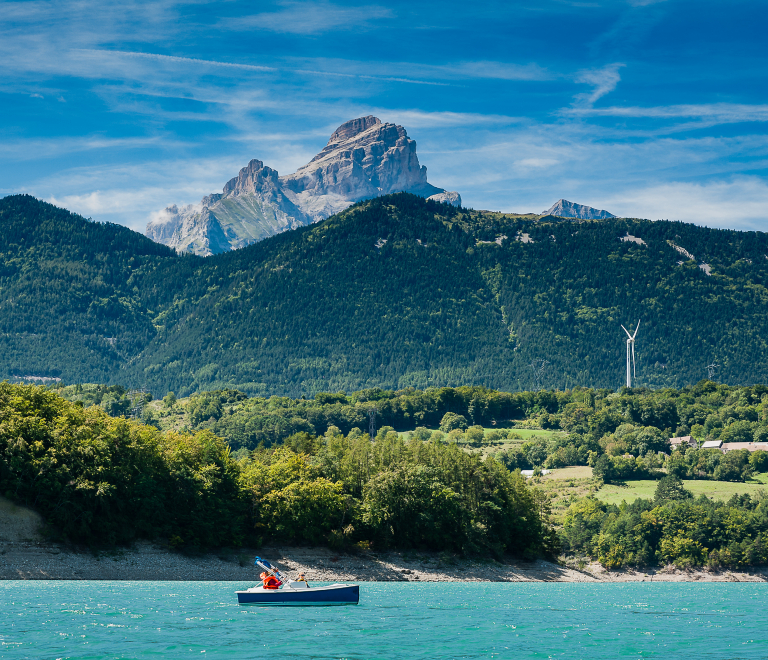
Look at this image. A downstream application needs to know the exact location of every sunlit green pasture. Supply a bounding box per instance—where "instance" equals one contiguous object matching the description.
[597,472,768,505]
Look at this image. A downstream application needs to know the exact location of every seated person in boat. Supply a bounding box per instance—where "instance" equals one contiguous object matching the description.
[260,572,282,589]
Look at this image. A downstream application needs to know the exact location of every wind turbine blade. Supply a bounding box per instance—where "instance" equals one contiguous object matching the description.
[621,325,632,339]
[632,320,640,340]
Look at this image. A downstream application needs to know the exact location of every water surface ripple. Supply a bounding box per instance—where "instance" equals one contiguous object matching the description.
[1,581,766,659]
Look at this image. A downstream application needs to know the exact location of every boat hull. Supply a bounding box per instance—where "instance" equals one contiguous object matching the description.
[236,584,359,606]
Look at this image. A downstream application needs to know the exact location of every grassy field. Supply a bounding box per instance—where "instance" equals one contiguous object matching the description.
[505,428,565,440]
[597,472,768,506]
[524,466,599,521]
[543,466,593,480]
[482,427,566,455]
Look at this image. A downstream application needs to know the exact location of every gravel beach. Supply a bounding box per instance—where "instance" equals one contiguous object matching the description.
[2,540,768,583]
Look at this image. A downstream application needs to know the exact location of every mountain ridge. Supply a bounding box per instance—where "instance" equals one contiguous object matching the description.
[4,193,768,396]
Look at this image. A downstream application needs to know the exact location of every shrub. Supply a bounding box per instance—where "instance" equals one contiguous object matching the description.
[464,425,485,446]
[485,429,507,443]
[439,412,468,433]
[714,450,752,482]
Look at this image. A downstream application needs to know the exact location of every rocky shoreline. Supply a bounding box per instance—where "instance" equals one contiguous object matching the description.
[2,541,768,583]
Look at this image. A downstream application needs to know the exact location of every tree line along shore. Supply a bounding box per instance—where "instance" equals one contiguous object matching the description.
[4,380,768,570]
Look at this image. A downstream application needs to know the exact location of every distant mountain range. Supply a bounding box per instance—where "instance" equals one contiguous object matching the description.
[3,193,768,396]
[146,116,460,256]
[543,199,615,220]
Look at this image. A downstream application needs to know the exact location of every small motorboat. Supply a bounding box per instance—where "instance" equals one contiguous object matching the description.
[236,557,359,606]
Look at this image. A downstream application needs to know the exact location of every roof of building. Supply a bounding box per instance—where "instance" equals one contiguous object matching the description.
[721,442,768,452]
[670,435,695,445]
[701,440,723,449]
[520,469,551,477]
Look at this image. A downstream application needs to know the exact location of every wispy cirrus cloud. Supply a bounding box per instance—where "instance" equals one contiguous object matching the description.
[279,56,551,82]
[74,49,450,87]
[572,63,625,107]
[73,49,277,74]
[0,135,185,160]
[425,60,550,82]
[564,103,768,124]
[74,49,549,88]
[369,108,524,129]
[226,1,393,34]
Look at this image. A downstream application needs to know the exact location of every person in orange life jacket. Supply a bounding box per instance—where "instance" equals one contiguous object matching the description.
[260,571,282,589]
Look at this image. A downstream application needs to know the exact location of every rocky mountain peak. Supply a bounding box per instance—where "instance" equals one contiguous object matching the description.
[222,159,281,196]
[326,115,381,145]
[543,199,615,220]
[283,117,447,221]
[146,117,460,256]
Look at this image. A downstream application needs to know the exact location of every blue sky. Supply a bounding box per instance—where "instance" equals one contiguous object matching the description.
[2,0,767,232]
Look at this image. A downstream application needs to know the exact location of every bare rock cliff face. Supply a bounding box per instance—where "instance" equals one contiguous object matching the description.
[543,199,615,220]
[145,117,460,256]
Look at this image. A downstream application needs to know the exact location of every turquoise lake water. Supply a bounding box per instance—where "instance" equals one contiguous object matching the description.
[1,581,767,659]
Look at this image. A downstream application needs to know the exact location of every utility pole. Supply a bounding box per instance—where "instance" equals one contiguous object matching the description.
[368,409,376,441]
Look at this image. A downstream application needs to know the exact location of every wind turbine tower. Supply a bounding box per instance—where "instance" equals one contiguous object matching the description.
[621,321,640,388]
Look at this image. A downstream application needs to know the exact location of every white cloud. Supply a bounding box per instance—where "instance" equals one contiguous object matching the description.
[49,190,136,216]
[73,49,278,74]
[30,156,245,232]
[564,103,768,125]
[373,109,523,129]
[0,135,184,160]
[229,1,393,34]
[424,60,551,82]
[516,158,559,169]
[573,63,625,107]
[601,177,768,230]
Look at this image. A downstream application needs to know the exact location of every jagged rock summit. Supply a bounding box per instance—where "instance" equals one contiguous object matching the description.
[146,116,461,256]
[543,199,615,220]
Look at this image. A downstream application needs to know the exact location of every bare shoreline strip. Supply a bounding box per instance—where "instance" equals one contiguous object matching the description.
[2,541,768,583]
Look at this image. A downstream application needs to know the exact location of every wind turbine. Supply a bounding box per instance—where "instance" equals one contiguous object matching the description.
[621,321,640,388]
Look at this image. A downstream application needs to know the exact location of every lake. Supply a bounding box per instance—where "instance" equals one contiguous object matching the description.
[1,581,766,659]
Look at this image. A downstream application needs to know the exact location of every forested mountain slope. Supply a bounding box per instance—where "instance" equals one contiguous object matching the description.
[2,194,768,395]
[0,195,192,382]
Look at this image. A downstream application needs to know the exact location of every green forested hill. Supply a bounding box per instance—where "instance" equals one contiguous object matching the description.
[1,193,768,395]
[0,195,190,382]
